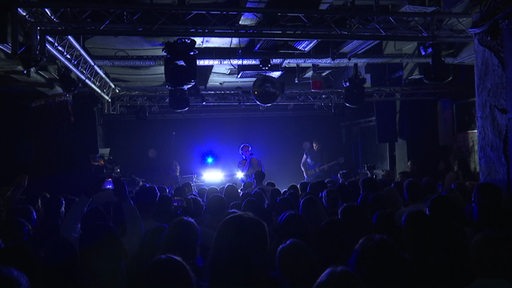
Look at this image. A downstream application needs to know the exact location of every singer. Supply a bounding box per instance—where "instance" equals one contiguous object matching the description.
[237,143,263,185]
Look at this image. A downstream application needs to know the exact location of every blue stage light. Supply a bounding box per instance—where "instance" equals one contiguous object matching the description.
[201,169,225,183]
[236,170,245,179]
[201,151,218,166]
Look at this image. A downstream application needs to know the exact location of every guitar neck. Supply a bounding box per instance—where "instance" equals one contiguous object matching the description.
[317,158,344,170]
[319,161,337,169]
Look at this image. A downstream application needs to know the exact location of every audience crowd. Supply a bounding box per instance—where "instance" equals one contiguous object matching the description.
[1,159,511,288]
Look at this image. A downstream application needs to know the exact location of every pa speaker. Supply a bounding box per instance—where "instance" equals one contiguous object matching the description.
[375,95,397,143]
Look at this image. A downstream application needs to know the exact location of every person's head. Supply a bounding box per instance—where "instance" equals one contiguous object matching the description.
[223,184,241,205]
[208,212,270,287]
[239,144,252,158]
[338,170,350,183]
[407,160,417,172]
[348,234,406,288]
[313,140,320,151]
[313,266,363,288]
[163,216,200,263]
[172,160,180,174]
[0,266,31,288]
[145,254,196,288]
[276,238,320,288]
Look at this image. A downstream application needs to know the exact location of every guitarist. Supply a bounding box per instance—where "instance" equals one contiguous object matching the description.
[301,139,329,182]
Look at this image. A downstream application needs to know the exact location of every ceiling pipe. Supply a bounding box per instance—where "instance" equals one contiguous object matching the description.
[94,56,456,67]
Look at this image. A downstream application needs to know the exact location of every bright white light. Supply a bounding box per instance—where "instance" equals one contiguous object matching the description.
[202,169,225,183]
[236,171,245,179]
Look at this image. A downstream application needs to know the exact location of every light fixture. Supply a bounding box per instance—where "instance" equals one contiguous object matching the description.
[201,169,225,183]
[168,88,190,112]
[422,43,453,84]
[259,58,271,70]
[343,63,366,108]
[202,151,218,166]
[252,74,284,106]
[18,44,40,77]
[163,38,198,111]
[419,42,433,56]
[46,36,117,101]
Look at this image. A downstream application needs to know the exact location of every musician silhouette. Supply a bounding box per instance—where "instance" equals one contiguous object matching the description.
[237,144,263,185]
[301,139,329,182]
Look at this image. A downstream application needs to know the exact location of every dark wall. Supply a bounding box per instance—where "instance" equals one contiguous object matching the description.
[1,89,33,184]
[1,89,99,192]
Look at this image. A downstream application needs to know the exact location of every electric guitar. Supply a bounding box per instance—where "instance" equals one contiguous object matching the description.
[303,157,344,181]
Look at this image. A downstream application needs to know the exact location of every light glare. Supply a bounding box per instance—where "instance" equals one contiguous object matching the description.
[202,169,225,183]
[236,171,245,179]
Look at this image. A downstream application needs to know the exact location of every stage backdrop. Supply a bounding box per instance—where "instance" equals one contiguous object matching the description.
[102,113,344,190]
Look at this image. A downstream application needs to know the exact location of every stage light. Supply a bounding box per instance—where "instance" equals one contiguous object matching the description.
[202,151,218,166]
[163,38,198,111]
[168,88,190,112]
[252,74,284,106]
[204,154,215,165]
[422,43,453,84]
[343,63,366,108]
[419,42,433,56]
[163,38,197,89]
[202,169,225,183]
[236,170,245,179]
[259,58,271,70]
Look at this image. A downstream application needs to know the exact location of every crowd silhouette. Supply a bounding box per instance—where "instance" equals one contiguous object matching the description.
[1,156,512,288]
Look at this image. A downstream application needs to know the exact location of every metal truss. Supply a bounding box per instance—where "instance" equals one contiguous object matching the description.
[15,3,473,42]
[106,84,462,115]
[45,35,118,100]
[107,89,344,114]
[104,87,464,117]
[15,8,119,101]
[11,2,474,110]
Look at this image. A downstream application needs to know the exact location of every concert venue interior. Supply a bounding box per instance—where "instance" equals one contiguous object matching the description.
[2,0,483,189]
[1,1,511,288]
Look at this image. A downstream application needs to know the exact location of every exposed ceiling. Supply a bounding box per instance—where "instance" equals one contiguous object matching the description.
[0,0,477,116]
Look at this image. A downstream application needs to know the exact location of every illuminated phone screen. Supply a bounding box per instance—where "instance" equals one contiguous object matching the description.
[102,178,114,189]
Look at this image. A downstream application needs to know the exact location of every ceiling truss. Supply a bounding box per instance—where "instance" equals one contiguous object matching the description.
[7,1,475,112]
[14,3,473,41]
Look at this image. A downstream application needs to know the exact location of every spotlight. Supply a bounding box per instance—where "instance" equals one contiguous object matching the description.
[201,169,225,183]
[252,74,284,106]
[202,151,218,166]
[419,42,433,56]
[18,44,41,77]
[163,38,198,111]
[18,28,45,77]
[168,88,190,112]
[422,44,453,84]
[163,38,198,89]
[343,63,366,108]
[236,170,245,179]
[259,58,271,70]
